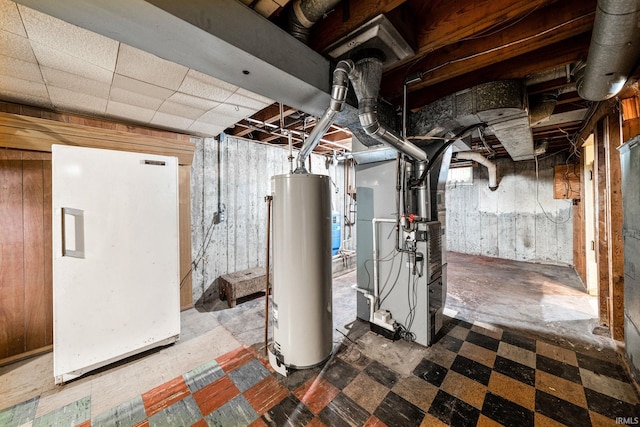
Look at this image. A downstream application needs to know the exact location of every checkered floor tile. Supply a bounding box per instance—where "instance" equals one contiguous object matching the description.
[2,316,640,426]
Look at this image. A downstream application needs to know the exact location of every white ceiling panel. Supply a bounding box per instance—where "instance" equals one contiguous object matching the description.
[41,66,110,99]
[188,121,226,137]
[0,0,281,139]
[115,44,188,91]
[0,55,43,83]
[112,74,175,100]
[225,89,273,111]
[150,111,194,131]
[109,87,165,111]
[0,74,49,100]
[157,100,206,120]
[196,110,232,127]
[210,102,256,121]
[0,89,51,109]
[106,100,156,124]
[18,4,118,71]
[0,30,36,62]
[48,86,108,115]
[0,0,26,37]
[31,41,114,83]
[178,69,237,103]
[167,92,220,111]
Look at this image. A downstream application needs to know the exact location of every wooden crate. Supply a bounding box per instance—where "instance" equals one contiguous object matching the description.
[219,267,269,308]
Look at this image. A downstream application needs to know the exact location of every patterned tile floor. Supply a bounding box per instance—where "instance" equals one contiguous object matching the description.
[2,315,639,427]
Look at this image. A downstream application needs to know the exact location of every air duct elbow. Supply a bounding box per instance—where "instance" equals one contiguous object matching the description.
[576,0,640,101]
[295,59,354,173]
[287,0,342,44]
[456,151,498,190]
[350,53,428,163]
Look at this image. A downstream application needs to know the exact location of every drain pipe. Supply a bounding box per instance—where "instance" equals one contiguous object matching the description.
[287,0,342,44]
[455,151,499,191]
[349,52,428,163]
[576,0,640,101]
[295,59,354,173]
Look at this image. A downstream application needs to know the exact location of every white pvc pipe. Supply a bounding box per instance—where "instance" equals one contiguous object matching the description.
[372,218,397,310]
[455,151,499,191]
[352,285,375,322]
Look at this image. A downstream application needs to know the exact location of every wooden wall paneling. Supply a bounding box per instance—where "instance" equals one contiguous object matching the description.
[594,121,610,326]
[0,150,25,358]
[0,112,195,165]
[623,117,640,142]
[179,165,193,310]
[43,154,53,346]
[22,153,46,351]
[605,113,625,340]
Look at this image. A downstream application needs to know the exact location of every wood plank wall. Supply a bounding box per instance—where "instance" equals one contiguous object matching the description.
[0,149,53,361]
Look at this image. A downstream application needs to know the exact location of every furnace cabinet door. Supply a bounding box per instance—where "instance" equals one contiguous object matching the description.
[52,145,180,384]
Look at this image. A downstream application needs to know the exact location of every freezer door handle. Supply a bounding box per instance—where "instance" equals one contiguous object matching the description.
[62,207,85,258]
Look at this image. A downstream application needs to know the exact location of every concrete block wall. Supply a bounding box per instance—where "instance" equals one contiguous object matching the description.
[190,135,351,306]
[446,153,573,265]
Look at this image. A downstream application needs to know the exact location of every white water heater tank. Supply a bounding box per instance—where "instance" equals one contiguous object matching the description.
[270,173,333,369]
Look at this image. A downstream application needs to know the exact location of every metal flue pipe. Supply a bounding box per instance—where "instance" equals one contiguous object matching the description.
[576,0,640,101]
[349,53,428,163]
[455,151,499,191]
[287,0,342,44]
[295,59,354,173]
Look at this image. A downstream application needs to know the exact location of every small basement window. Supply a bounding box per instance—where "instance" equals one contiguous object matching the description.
[447,166,473,186]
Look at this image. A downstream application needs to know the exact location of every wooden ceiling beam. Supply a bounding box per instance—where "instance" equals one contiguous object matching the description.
[405,32,591,110]
[527,77,575,95]
[411,0,559,57]
[381,0,595,99]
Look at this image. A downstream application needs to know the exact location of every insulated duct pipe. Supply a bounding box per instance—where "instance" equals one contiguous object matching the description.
[455,151,499,191]
[349,53,428,163]
[295,59,354,173]
[576,0,640,101]
[288,0,342,44]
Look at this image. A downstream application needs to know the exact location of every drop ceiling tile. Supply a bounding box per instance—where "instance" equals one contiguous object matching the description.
[41,66,110,99]
[167,92,220,111]
[236,87,274,105]
[196,109,234,127]
[0,0,27,37]
[109,87,165,110]
[106,100,155,124]
[150,111,194,131]
[178,69,237,102]
[0,29,37,63]
[0,90,52,109]
[112,74,174,100]
[188,121,226,137]
[157,100,206,120]
[0,75,50,102]
[48,86,108,115]
[115,44,188,91]
[211,102,256,121]
[31,41,114,83]
[0,55,43,83]
[225,89,273,111]
[18,4,118,71]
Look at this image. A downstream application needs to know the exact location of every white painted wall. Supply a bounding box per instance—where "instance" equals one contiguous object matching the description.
[190,135,350,305]
[446,153,573,265]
